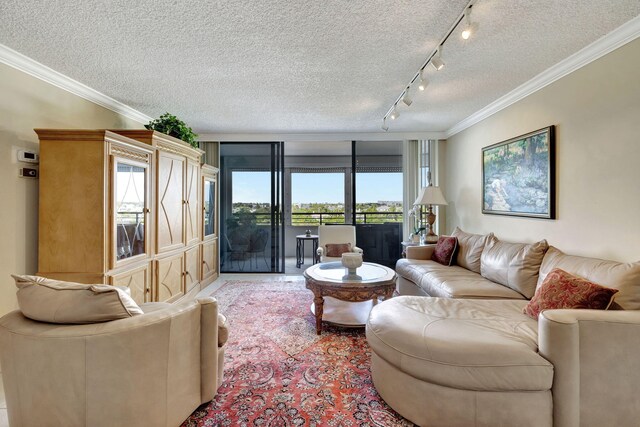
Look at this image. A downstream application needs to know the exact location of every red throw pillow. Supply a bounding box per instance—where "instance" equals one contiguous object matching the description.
[523,268,619,319]
[431,236,458,266]
[325,243,352,257]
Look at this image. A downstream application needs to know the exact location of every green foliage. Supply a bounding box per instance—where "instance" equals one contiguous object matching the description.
[145,113,199,148]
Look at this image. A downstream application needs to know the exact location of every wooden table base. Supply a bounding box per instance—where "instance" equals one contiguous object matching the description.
[307,286,394,335]
[304,262,397,335]
[310,297,380,327]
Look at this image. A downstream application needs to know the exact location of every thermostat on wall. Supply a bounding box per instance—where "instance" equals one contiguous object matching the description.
[18,149,39,164]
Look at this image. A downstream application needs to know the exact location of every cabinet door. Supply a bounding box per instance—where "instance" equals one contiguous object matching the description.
[110,264,151,304]
[184,246,200,293]
[201,239,218,283]
[184,160,200,245]
[155,253,184,302]
[202,176,217,239]
[111,154,151,269]
[157,152,185,253]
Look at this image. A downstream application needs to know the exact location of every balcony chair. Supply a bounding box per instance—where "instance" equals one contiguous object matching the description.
[223,233,248,271]
[316,224,363,263]
[247,228,269,269]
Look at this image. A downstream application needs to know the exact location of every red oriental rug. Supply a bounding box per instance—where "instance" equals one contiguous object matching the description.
[182,280,415,427]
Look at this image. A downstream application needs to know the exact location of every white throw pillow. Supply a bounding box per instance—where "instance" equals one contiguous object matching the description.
[12,275,143,324]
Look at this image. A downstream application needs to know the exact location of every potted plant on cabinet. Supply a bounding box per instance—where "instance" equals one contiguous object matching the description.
[145,113,199,148]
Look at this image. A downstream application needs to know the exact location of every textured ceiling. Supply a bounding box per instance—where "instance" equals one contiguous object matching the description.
[1,1,639,133]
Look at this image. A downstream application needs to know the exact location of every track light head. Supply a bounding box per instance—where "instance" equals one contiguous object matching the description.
[431,48,445,71]
[431,56,444,71]
[381,118,389,131]
[402,89,413,106]
[418,70,429,91]
[389,107,400,120]
[461,6,477,40]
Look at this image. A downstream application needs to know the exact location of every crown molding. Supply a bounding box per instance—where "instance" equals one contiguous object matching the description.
[0,43,152,124]
[446,15,640,138]
[197,131,446,142]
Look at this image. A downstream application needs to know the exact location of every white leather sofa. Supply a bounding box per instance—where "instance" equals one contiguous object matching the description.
[366,229,640,427]
[0,296,227,427]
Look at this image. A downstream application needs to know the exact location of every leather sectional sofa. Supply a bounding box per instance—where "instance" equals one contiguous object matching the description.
[366,228,640,427]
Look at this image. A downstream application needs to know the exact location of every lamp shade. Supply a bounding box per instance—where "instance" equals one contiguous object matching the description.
[414,186,448,206]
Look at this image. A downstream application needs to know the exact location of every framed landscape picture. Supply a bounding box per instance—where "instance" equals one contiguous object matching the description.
[482,126,555,219]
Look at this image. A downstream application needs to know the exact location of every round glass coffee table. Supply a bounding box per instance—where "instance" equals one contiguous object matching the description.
[303,261,397,334]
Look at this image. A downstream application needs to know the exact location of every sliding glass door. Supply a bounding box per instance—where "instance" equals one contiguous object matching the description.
[353,141,403,267]
[220,142,284,273]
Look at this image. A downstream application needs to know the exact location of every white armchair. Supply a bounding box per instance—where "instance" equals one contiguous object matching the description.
[316,225,363,262]
[0,297,227,427]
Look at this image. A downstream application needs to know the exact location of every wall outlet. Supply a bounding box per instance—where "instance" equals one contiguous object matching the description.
[19,168,38,178]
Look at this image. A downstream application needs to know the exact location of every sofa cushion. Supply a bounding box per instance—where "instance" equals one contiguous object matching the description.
[325,243,351,257]
[367,296,553,391]
[523,268,618,319]
[430,236,458,266]
[451,227,493,273]
[537,247,640,310]
[396,259,526,299]
[480,237,548,298]
[12,275,143,324]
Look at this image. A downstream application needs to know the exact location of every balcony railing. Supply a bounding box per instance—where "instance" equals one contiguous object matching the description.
[230,211,403,226]
[291,212,346,226]
[116,211,144,225]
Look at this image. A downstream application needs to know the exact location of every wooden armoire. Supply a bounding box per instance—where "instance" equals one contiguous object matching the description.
[35,129,219,305]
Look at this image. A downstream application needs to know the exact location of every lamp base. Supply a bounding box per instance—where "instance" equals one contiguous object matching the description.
[425,205,439,243]
[424,234,439,244]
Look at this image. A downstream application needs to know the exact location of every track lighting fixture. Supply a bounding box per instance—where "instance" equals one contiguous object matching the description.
[381,0,478,130]
[431,47,445,71]
[418,70,429,91]
[401,89,413,106]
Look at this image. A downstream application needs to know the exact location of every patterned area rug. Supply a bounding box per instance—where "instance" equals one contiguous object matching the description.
[182,280,415,427]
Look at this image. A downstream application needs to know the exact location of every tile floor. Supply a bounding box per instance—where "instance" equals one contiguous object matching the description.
[0,374,7,426]
[221,256,315,274]
[0,272,302,427]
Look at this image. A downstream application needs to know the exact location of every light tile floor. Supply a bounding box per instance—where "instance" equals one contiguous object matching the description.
[221,256,314,274]
[0,272,301,427]
[0,373,7,427]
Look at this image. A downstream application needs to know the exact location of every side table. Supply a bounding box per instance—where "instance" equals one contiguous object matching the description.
[296,234,319,268]
[400,241,437,258]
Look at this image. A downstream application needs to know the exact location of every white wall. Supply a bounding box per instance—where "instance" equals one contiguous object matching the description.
[0,63,142,317]
[445,38,640,262]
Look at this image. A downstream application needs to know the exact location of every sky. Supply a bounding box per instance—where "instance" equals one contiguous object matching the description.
[232,171,402,204]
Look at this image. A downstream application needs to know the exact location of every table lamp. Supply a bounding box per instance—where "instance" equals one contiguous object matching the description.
[414,185,448,243]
